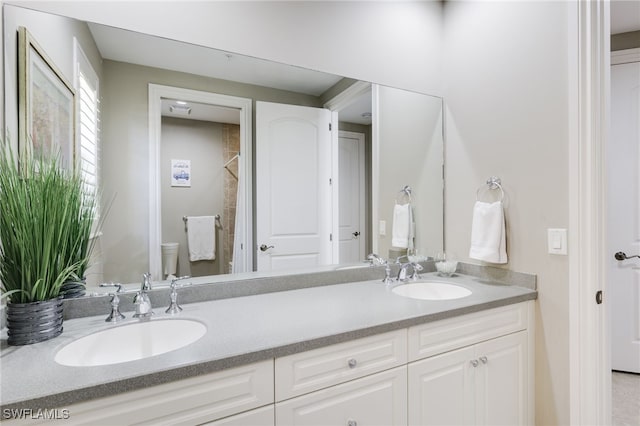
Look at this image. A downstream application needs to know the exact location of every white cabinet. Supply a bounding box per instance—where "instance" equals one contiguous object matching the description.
[11,301,532,426]
[408,304,533,425]
[276,366,407,426]
[204,406,274,426]
[16,361,275,426]
[475,332,528,425]
[408,345,476,426]
[275,330,407,401]
[275,330,407,426]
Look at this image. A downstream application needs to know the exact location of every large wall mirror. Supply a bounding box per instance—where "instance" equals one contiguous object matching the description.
[3,4,444,288]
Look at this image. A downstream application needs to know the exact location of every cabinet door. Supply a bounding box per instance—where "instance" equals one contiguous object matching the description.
[276,366,407,426]
[475,331,528,426]
[408,346,475,426]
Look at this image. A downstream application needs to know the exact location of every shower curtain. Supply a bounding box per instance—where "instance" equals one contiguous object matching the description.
[231,155,245,274]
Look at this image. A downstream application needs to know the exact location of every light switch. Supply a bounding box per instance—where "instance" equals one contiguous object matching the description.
[547,228,567,255]
[379,220,386,236]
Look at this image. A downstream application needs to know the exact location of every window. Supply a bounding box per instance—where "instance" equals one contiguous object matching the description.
[74,39,100,215]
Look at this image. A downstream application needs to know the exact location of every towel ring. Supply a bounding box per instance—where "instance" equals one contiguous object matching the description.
[396,185,412,204]
[476,177,505,202]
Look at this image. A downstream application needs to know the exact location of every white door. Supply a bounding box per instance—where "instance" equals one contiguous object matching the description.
[609,60,640,373]
[256,101,333,271]
[338,131,366,264]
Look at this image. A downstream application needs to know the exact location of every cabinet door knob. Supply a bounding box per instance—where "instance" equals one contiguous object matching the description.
[470,359,479,367]
[347,420,357,426]
[480,356,488,364]
[348,358,357,368]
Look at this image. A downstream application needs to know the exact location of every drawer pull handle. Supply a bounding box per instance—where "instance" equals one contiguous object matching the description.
[347,420,357,426]
[480,356,488,364]
[470,359,479,367]
[348,358,357,368]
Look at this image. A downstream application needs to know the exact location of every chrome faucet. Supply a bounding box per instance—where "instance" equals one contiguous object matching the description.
[133,273,154,318]
[396,261,424,282]
[367,253,394,285]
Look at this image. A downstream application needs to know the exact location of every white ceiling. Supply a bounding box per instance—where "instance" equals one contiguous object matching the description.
[88,22,373,124]
[611,0,640,34]
[89,3,636,126]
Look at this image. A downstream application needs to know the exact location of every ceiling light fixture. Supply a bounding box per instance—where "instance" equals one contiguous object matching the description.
[169,104,192,115]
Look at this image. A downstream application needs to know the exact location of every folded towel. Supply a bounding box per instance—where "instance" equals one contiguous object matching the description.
[186,216,216,261]
[392,203,414,249]
[469,201,507,264]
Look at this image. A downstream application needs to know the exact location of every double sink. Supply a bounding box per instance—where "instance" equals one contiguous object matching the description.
[53,279,472,367]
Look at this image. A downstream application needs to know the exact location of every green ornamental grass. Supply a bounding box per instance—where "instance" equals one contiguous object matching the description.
[0,147,96,304]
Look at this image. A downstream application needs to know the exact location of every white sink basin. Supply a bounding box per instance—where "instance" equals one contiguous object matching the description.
[392,281,472,301]
[55,319,207,367]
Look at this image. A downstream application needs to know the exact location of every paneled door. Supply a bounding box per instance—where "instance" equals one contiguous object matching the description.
[256,101,333,271]
[609,59,640,373]
[338,131,365,264]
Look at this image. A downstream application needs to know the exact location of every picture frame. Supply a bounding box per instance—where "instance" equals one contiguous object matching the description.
[171,159,191,187]
[18,26,76,170]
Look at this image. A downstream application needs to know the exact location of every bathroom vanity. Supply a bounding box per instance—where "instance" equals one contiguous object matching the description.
[0,270,536,425]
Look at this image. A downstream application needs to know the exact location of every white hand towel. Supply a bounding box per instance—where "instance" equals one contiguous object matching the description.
[392,203,414,249]
[186,216,216,261]
[469,201,507,264]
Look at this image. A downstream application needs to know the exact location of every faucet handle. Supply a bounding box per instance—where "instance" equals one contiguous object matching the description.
[170,275,191,289]
[142,272,152,290]
[367,253,386,266]
[166,276,191,315]
[410,262,424,281]
[100,284,126,323]
[394,255,407,264]
[100,282,124,293]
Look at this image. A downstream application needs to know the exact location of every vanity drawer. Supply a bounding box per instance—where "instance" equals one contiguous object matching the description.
[275,329,407,401]
[18,360,275,426]
[408,302,530,362]
[276,366,407,426]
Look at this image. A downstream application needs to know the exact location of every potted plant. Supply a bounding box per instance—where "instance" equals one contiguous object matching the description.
[0,147,97,345]
[59,173,100,299]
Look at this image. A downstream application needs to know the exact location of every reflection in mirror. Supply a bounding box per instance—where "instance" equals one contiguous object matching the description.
[2,4,444,289]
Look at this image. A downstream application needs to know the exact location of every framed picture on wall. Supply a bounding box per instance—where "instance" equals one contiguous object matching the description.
[171,159,191,187]
[18,26,76,169]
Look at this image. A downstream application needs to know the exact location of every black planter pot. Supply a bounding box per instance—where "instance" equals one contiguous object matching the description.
[6,296,64,346]
[60,277,86,299]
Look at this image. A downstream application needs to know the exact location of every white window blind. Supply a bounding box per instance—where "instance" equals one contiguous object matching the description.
[74,39,100,212]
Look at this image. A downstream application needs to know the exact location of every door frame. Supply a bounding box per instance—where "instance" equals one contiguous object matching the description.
[324,81,371,261]
[338,130,366,262]
[148,84,253,280]
[569,1,610,424]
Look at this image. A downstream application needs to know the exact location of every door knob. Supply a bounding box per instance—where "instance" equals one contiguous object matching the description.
[614,251,640,261]
[352,231,360,239]
[259,244,274,252]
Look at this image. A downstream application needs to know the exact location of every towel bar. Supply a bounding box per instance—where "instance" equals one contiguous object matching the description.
[182,215,222,229]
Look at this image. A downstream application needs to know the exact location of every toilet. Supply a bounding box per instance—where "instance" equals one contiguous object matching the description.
[161,242,179,280]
